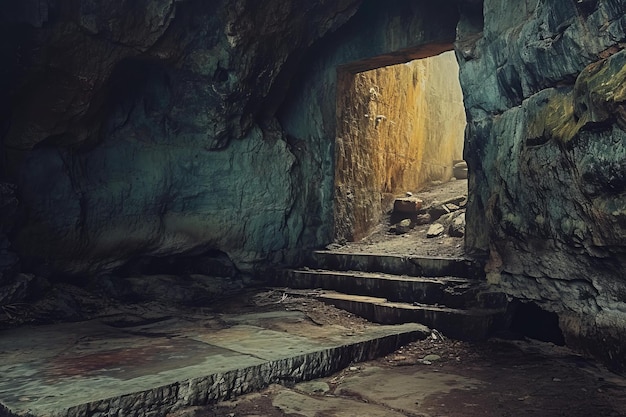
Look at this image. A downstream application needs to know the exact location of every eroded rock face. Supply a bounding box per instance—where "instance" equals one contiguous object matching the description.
[0,0,459,283]
[458,0,626,371]
[0,0,362,275]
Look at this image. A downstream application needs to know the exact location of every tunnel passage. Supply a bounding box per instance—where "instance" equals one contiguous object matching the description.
[333,50,467,242]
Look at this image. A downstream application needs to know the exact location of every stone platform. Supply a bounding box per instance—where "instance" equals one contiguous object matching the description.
[0,307,428,417]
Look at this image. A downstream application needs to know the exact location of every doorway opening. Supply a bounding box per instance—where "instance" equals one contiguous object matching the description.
[333,50,467,255]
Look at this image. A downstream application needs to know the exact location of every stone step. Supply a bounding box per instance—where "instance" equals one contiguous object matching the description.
[317,291,504,341]
[0,311,429,417]
[275,269,487,309]
[309,250,484,279]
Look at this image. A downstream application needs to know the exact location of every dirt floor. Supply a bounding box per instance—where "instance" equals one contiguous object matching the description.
[329,179,468,258]
[166,290,626,417]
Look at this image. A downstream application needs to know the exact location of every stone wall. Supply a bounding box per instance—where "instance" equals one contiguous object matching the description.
[334,52,466,241]
[458,0,626,371]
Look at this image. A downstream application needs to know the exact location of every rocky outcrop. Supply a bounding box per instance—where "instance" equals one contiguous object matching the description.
[458,0,626,371]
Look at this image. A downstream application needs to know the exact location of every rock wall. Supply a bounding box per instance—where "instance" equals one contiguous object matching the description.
[458,0,626,371]
[0,0,362,277]
[334,52,466,241]
[0,0,458,278]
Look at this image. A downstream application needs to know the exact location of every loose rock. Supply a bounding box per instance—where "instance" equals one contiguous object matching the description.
[390,219,413,235]
[448,213,466,238]
[453,161,468,179]
[427,205,450,221]
[415,213,431,225]
[393,198,423,214]
[427,223,445,238]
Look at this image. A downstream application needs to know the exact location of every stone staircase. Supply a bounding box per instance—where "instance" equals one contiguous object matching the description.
[273,250,509,341]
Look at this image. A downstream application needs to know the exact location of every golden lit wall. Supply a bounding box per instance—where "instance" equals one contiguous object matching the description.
[335,51,466,241]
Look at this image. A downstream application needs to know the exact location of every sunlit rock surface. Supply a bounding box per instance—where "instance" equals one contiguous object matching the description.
[459,0,626,371]
[335,52,466,241]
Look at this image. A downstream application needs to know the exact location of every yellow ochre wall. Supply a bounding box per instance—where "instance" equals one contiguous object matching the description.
[334,51,466,241]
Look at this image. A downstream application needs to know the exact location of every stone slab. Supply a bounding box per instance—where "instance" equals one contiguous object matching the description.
[0,310,428,417]
[275,269,473,307]
[310,251,485,279]
[317,291,502,341]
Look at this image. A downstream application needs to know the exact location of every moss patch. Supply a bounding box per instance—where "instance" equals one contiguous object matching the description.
[528,49,626,144]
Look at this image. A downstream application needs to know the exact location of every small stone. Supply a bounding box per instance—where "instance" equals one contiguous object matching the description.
[422,360,433,365]
[427,223,445,238]
[349,366,358,371]
[296,381,331,395]
[423,354,441,362]
[448,213,466,238]
[428,204,450,221]
[453,161,468,179]
[392,218,413,235]
[406,191,413,197]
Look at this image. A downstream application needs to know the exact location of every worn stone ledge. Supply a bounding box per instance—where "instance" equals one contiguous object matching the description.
[0,319,427,417]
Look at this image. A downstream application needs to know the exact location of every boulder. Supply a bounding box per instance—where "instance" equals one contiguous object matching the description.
[390,219,413,235]
[393,198,424,214]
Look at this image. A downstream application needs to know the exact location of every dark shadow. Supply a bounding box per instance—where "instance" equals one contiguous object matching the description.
[510,301,566,345]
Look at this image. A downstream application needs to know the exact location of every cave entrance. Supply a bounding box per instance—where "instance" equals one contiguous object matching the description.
[333,50,467,245]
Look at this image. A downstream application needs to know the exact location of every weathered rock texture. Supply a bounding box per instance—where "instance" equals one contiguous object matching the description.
[2,0,626,373]
[0,0,460,280]
[459,0,626,371]
[0,0,363,277]
[335,52,466,241]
